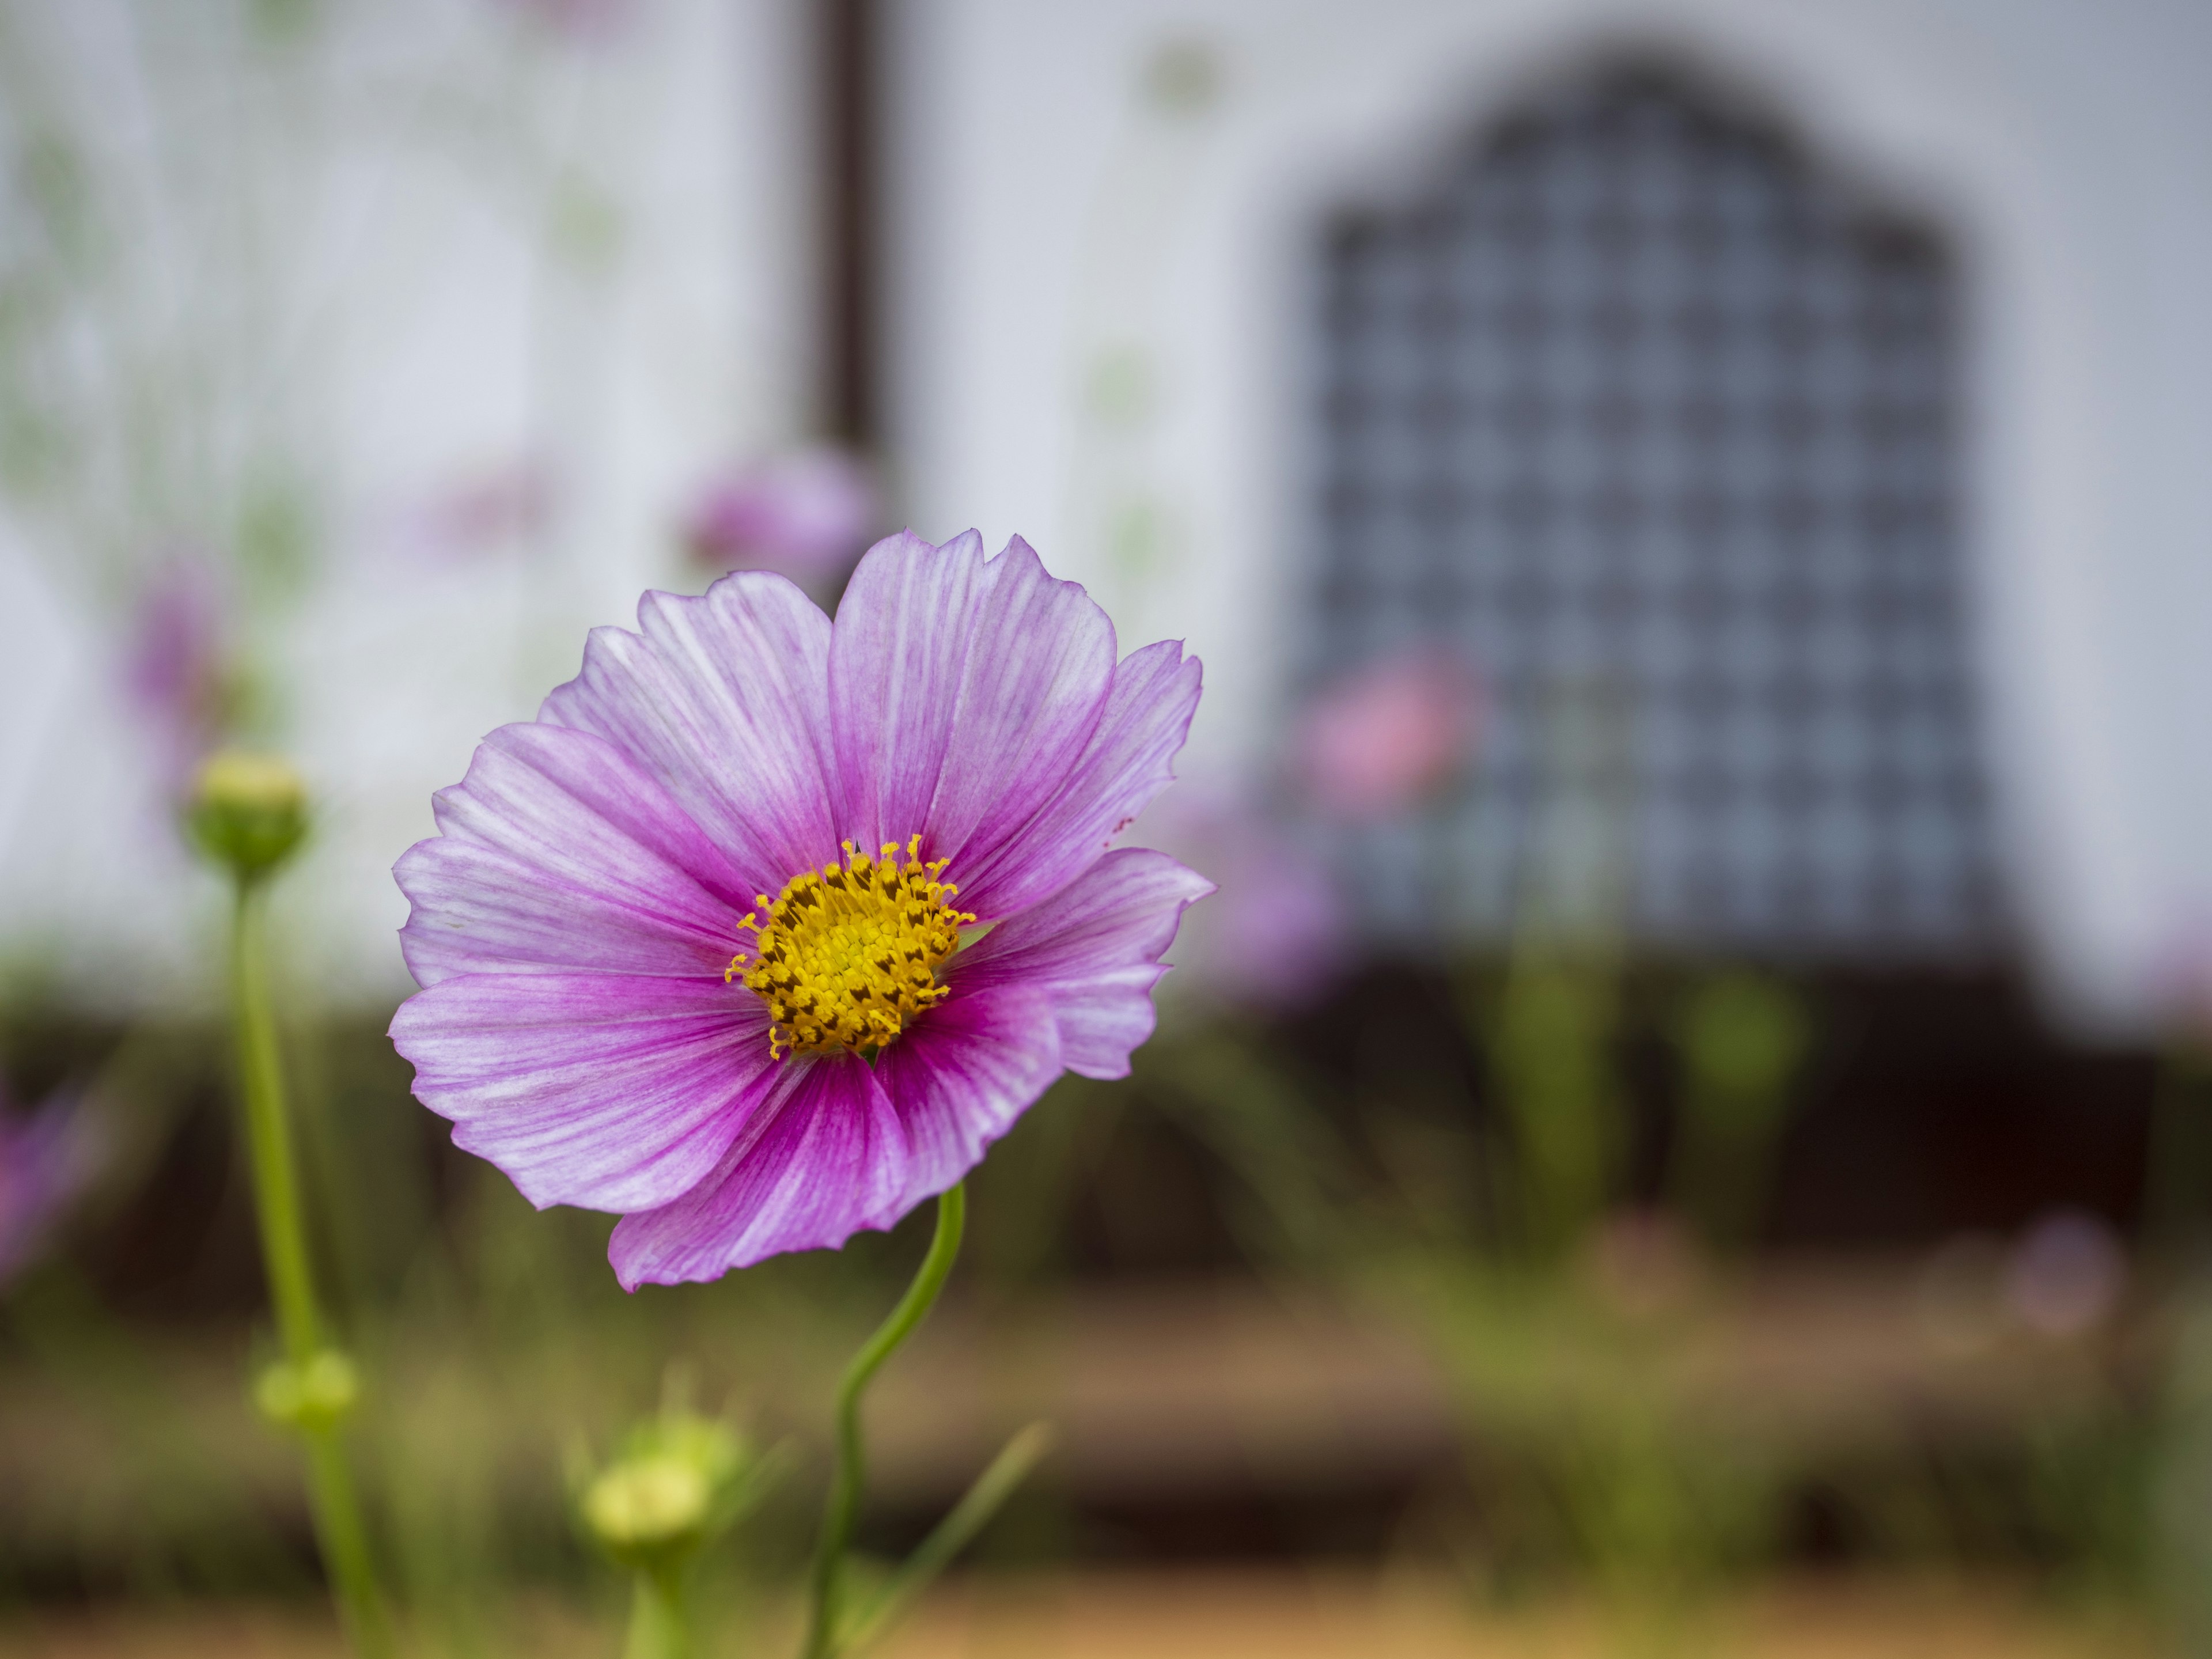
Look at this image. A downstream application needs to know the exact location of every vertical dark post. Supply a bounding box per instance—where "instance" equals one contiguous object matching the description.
[820,0,877,449]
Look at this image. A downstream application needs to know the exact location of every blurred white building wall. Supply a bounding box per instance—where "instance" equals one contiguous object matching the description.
[0,0,819,1012]
[881,0,2212,1030]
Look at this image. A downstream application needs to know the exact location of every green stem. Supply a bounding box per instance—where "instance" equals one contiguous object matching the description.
[801,1184,967,1659]
[624,1561,690,1659]
[232,881,320,1359]
[229,878,393,1658]
[304,1430,391,1655]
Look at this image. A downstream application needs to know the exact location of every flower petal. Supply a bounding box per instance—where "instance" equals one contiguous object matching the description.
[952,641,1204,920]
[540,571,840,895]
[826,529,991,851]
[874,983,1064,1205]
[397,722,755,987]
[608,1053,909,1287]
[389,974,773,1213]
[953,848,1214,1078]
[919,537,1118,878]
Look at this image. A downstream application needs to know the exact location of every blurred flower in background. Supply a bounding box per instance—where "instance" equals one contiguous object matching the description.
[1198,833,1343,1012]
[120,554,238,796]
[1145,786,1346,1012]
[680,446,877,588]
[0,1087,103,1287]
[1294,646,1486,820]
[491,0,638,43]
[406,458,556,567]
[2005,1207,2128,1340]
[2144,921,2212,1047]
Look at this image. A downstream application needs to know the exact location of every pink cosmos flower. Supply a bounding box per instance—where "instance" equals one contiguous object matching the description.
[409,459,556,564]
[1294,647,1486,820]
[491,0,635,41]
[122,553,233,791]
[681,448,877,585]
[2003,1209,2127,1339]
[1141,787,1346,1011]
[389,532,1210,1288]
[0,1089,104,1286]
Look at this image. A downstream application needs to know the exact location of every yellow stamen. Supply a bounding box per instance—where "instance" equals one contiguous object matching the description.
[727,836,975,1059]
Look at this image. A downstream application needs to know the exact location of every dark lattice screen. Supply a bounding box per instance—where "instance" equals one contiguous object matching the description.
[1309,69,2002,958]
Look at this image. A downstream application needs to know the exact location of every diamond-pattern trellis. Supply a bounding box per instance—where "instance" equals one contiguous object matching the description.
[1308,69,2003,959]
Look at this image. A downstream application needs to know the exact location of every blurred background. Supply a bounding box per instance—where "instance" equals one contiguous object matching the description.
[5,0,2212,1653]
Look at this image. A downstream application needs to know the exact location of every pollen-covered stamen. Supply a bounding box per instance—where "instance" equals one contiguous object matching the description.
[726,836,975,1059]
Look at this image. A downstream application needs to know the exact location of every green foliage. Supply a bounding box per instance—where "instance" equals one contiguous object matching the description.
[234,476,320,606]
[1484,956,1621,1259]
[1669,974,1810,1252]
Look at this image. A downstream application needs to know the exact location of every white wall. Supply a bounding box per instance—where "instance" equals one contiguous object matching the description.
[882,0,2212,1029]
[0,0,819,1012]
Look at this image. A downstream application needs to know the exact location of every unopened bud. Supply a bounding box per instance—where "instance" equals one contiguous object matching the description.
[579,1411,748,1570]
[190,750,309,881]
[255,1349,360,1433]
[584,1457,711,1555]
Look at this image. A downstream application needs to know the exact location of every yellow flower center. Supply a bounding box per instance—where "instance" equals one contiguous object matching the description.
[728,836,975,1059]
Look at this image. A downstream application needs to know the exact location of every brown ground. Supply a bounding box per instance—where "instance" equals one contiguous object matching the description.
[0,1573,2162,1659]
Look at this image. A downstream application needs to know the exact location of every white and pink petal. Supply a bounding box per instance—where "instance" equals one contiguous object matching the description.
[950,642,1205,921]
[912,537,1119,877]
[540,572,842,896]
[953,848,1213,1079]
[608,1054,910,1287]
[828,532,1129,897]
[873,984,1064,1206]
[389,973,774,1214]
[826,529,992,853]
[398,722,753,986]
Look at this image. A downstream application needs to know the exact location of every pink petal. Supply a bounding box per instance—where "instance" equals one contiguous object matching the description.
[874,984,1065,1204]
[608,1053,910,1287]
[398,722,755,987]
[952,641,1204,921]
[826,529,991,851]
[915,537,1118,880]
[954,848,1213,1078]
[540,571,840,896]
[389,974,774,1213]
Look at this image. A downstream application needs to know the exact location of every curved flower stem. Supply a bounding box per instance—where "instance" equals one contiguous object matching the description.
[801,1184,967,1659]
[229,878,393,1658]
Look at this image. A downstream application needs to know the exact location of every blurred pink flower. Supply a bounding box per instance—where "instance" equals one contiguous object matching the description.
[412,459,555,563]
[1146,787,1346,1011]
[491,0,636,40]
[1295,647,1485,820]
[2146,921,2212,1048]
[2004,1208,2126,1339]
[681,448,877,585]
[1208,838,1343,1009]
[122,554,233,790]
[1584,1207,1702,1318]
[0,1089,103,1286]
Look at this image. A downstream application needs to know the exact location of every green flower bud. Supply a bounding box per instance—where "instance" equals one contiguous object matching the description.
[255,1349,360,1433]
[190,750,310,881]
[578,1410,751,1571]
[584,1456,712,1557]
